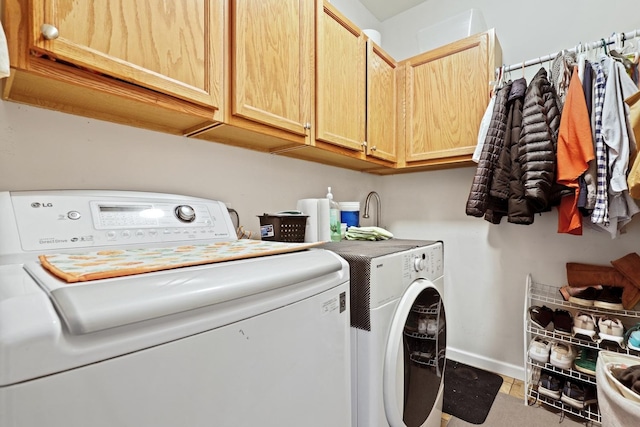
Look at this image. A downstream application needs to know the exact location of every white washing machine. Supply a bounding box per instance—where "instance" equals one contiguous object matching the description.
[323,240,445,427]
[0,190,351,427]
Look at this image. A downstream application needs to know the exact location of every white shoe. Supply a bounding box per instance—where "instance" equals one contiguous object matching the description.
[598,316,625,347]
[572,312,598,341]
[528,336,552,363]
[550,342,577,370]
[426,318,438,336]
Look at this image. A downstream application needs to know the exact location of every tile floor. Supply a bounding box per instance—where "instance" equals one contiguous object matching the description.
[440,374,525,427]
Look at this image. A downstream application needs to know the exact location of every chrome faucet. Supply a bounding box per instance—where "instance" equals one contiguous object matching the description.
[363,191,381,227]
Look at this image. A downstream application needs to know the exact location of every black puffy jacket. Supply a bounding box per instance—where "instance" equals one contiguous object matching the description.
[487,78,529,224]
[466,82,512,217]
[518,68,570,212]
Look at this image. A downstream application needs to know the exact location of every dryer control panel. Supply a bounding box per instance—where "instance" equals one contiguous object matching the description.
[0,190,237,254]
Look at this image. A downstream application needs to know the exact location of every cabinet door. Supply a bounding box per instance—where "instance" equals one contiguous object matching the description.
[404,31,494,163]
[30,0,223,109]
[231,0,312,135]
[367,41,397,162]
[316,1,366,152]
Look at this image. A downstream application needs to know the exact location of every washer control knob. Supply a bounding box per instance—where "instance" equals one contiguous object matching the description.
[175,205,196,222]
[414,256,426,272]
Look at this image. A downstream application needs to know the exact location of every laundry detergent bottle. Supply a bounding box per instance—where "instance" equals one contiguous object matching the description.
[327,187,341,242]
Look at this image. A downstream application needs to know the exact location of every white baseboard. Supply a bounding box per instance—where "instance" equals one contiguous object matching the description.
[446,346,525,381]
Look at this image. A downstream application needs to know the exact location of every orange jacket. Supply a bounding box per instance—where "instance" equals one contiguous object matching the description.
[556,67,595,235]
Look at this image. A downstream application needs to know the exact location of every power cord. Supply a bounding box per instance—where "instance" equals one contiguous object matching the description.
[228,208,253,239]
[227,208,239,229]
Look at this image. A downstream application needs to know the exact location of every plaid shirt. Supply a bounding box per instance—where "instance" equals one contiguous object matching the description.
[590,61,609,226]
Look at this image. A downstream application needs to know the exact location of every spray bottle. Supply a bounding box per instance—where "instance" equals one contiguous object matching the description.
[327,187,341,242]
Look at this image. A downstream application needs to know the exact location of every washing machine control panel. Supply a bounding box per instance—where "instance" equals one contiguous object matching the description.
[405,242,443,281]
[4,190,237,253]
[368,242,444,308]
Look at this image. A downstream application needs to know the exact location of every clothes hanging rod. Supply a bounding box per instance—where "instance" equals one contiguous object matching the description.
[499,28,640,74]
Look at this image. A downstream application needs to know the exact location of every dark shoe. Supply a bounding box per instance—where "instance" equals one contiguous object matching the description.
[539,372,563,400]
[568,287,599,307]
[594,286,624,311]
[529,305,554,329]
[560,381,597,409]
[553,309,573,334]
[559,285,602,302]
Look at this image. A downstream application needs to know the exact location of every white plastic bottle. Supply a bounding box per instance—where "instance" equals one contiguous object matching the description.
[327,187,341,242]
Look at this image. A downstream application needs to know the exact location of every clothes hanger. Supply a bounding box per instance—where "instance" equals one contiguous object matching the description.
[610,32,634,69]
[618,32,639,63]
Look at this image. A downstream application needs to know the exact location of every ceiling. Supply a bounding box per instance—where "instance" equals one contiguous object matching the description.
[358,0,426,21]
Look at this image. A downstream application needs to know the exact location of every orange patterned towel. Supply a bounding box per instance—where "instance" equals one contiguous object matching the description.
[39,240,324,283]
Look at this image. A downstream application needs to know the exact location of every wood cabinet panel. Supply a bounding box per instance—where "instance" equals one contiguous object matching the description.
[315,1,366,152]
[30,0,223,109]
[402,30,500,166]
[231,0,312,135]
[366,41,397,162]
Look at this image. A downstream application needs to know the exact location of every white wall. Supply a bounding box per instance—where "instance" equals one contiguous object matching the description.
[0,102,378,235]
[334,0,640,378]
[1,0,639,381]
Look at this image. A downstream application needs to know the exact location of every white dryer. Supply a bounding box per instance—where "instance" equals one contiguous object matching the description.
[323,240,445,427]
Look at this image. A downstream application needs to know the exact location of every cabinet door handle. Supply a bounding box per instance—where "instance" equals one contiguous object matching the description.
[41,24,59,40]
[371,146,377,151]
[303,122,311,130]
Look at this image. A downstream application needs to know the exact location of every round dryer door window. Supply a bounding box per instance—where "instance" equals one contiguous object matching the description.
[382,280,446,427]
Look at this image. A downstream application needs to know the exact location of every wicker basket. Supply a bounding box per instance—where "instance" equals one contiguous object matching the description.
[258,214,308,242]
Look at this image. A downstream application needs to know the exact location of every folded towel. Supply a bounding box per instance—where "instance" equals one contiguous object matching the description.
[345,226,393,241]
[0,22,9,78]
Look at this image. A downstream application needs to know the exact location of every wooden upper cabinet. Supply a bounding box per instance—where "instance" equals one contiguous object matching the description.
[28,0,223,109]
[366,41,397,162]
[402,29,501,166]
[316,1,366,152]
[230,0,313,136]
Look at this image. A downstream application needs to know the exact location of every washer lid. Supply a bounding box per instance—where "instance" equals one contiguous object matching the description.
[23,248,343,335]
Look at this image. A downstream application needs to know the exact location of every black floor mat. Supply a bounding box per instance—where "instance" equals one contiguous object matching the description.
[443,360,504,424]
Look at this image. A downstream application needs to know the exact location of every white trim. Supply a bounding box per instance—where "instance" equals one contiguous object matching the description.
[446,346,525,381]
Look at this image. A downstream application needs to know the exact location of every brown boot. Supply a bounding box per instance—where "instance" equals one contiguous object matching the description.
[566,262,640,310]
[611,253,640,310]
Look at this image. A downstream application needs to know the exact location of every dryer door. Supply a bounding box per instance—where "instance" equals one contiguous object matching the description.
[383,279,446,427]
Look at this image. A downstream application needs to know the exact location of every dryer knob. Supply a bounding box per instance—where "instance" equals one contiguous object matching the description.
[414,257,425,272]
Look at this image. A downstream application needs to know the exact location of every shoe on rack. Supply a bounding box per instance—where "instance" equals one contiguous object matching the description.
[550,342,577,370]
[624,323,640,351]
[572,311,598,341]
[568,286,599,307]
[593,286,624,311]
[529,305,554,329]
[426,317,438,336]
[560,381,598,409]
[553,309,574,335]
[538,372,563,400]
[528,336,552,363]
[598,316,625,347]
[574,348,599,376]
